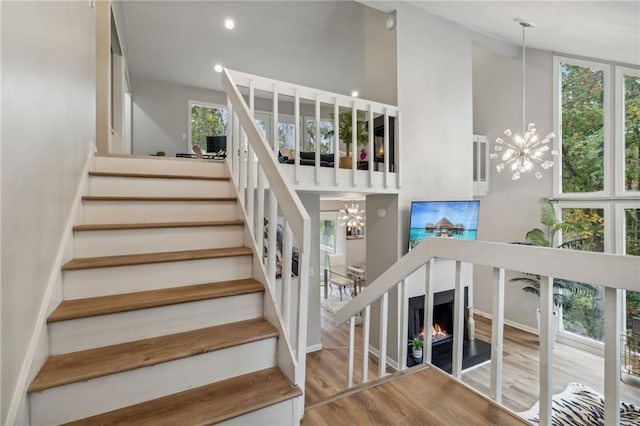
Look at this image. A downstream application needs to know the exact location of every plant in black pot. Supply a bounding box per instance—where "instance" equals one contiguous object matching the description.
[511,199,597,342]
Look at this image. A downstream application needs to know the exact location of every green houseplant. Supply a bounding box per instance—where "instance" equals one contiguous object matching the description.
[510,199,596,310]
[410,337,424,359]
[328,112,368,168]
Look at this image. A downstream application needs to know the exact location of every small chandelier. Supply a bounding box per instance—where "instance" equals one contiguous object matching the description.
[490,19,557,180]
[339,203,365,229]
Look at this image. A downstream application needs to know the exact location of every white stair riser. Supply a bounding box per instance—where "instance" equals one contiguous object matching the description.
[82,200,239,224]
[49,293,264,355]
[219,398,298,426]
[88,176,234,197]
[74,225,243,257]
[29,337,277,426]
[63,256,253,299]
[94,156,228,177]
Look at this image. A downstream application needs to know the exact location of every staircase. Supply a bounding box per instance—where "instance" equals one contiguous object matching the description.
[27,155,302,425]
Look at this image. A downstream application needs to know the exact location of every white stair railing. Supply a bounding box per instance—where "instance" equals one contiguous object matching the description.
[335,238,640,426]
[222,69,311,415]
[223,69,400,191]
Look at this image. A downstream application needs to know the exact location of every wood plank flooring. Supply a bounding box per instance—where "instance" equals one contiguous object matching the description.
[62,247,251,270]
[88,171,230,181]
[462,315,640,412]
[82,196,237,202]
[65,367,301,426]
[29,318,276,392]
[306,292,640,422]
[73,220,244,232]
[303,366,527,425]
[48,279,263,322]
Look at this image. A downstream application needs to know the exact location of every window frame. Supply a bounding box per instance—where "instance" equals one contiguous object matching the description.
[615,66,640,197]
[553,56,613,199]
[187,100,227,153]
[554,201,612,350]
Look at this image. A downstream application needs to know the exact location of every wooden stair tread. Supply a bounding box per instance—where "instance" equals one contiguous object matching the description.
[62,247,252,270]
[29,318,277,392]
[48,279,264,322]
[65,367,302,426]
[73,220,243,232]
[82,196,236,202]
[89,171,230,181]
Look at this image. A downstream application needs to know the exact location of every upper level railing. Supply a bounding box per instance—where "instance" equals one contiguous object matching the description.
[335,238,640,426]
[224,69,400,192]
[222,69,311,417]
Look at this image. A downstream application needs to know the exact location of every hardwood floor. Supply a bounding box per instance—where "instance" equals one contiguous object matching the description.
[463,315,640,412]
[305,295,640,421]
[304,366,527,425]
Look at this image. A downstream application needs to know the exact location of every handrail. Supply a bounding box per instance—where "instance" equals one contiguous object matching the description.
[225,69,398,116]
[221,69,311,418]
[334,237,639,426]
[335,238,640,325]
[222,69,310,244]
[224,68,400,192]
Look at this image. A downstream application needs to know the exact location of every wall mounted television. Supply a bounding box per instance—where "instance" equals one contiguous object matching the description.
[408,200,480,250]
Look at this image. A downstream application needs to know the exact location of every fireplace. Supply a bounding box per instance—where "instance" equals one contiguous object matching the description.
[407,288,491,373]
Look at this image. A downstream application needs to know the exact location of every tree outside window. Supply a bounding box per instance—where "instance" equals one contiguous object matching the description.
[191,104,226,152]
[560,63,605,193]
[624,75,640,191]
[304,119,334,153]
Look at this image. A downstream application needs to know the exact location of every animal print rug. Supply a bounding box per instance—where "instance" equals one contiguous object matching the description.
[518,383,640,425]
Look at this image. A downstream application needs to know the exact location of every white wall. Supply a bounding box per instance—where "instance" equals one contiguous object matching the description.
[131,76,227,156]
[395,4,474,248]
[363,6,397,105]
[472,45,554,329]
[1,1,95,422]
[319,199,366,265]
[298,192,321,350]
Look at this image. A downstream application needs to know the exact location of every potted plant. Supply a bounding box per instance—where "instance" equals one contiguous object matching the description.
[510,199,597,342]
[410,337,424,359]
[328,112,368,169]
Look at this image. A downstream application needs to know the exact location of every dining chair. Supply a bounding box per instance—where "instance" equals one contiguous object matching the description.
[328,253,354,301]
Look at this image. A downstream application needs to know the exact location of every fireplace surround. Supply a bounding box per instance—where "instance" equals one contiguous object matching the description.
[407,289,491,373]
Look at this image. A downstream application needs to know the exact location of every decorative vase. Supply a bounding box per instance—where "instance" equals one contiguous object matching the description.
[467,308,476,340]
[412,347,423,359]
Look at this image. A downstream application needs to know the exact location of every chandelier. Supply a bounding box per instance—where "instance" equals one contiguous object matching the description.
[490,20,557,180]
[339,203,365,229]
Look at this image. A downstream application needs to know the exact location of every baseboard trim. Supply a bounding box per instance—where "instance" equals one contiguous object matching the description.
[367,345,400,372]
[4,149,94,426]
[306,344,322,353]
[473,309,538,336]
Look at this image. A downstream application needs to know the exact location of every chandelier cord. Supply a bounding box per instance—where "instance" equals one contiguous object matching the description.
[522,23,526,134]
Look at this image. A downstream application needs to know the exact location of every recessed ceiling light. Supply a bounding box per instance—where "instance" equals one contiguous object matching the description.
[224,18,235,30]
[351,90,359,97]
[214,64,223,73]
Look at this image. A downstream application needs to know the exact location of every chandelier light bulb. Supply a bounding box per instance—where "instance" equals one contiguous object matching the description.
[490,20,557,181]
[339,203,365,229]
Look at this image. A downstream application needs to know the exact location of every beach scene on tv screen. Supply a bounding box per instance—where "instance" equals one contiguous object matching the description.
[409,201,479,250]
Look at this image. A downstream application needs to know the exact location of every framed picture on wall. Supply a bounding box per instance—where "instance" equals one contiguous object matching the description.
[346,225,365,240]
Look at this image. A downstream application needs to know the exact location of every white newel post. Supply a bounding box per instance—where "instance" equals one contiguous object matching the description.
[490,267,505,403]
[539,276,554,426]
[604,287,622,426]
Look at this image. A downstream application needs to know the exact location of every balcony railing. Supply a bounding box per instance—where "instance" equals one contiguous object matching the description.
[224,69,400,192]
[335,238,640,426]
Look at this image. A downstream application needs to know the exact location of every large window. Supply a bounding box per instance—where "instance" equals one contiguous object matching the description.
[623,71,640,192]
[189,101,227,152]
[559,206,605,342]
[304,118,334,153]
[554,56,640,342]
[558,61,607,194]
